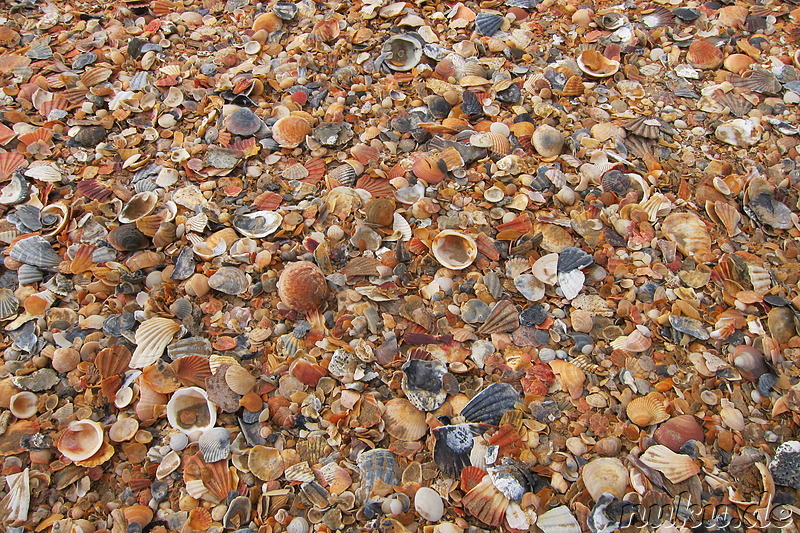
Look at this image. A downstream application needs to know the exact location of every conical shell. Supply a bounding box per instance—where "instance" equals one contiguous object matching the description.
[107,224,150,252]
[431,230,477,270]
[383,398,428,441]
[581,457,628,501]
[57,419,104,462]
[198,427,231,462]
[208,266,249,295]
[130,317,181,368]
[639,444,701,483]
[626,393,669,427]
[460,382,520,425]
[167,387,217,434]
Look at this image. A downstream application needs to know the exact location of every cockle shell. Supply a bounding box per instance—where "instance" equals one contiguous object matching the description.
[271,115,311,148]
[166,387,217,434]
[278,260,328,312]
[581,457,628,501]
[626,393,669,427]
[58,419,104,462]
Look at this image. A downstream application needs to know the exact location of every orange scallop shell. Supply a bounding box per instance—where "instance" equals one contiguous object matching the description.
[171,355,213,388]
[412,156,446,184]
[94,345,132,379]
[271,115,311,148]
[687,39,723,70]
[0,151,26,180]
[626,392,669,427]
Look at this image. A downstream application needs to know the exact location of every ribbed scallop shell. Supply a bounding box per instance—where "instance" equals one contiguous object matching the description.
[610,329,652,352]
[687,39,723,70]
[549,360,585,400]
[169,355,210,387]
[475,12,504,37]
[536,506,582,533]
[95,345,132,379]
[225,364,255,395]
[69,244,96,274]
[10,235,61,269]
[561,75,584,97]
[327,160,364,187]
[661,212,712,260]
[198,427,231,462]
[640,444,701,483]
[130,317,181,368]
[626,393,669,427]
[356,449,400,503]
[383,398,428,441]
[461,476,508,527]
[284,461,315,483]
[460,383,520,425]
[16,264,43,285]
[476,300,519,335]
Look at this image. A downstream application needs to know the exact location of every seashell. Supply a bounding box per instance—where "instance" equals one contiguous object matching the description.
[747,193,792,230]
[278,260,328,312]
[626,393,669,427]
[640,444,701,483]
[431,230,477,270]
[415,487,444,522]
[402,359,447,412]
[108,416,138,442]
[383,398,427,441]
[536,505,582,533]
[561,75,584,97]
[532,124,565,158]
[198,427,231,462]
[531,253,558,285]
[558,246,593,272]
[687,39,723,70]
[57,419,104,462]
[225,107,263,136]
[274,2,298,20]
[731,345,768,382]
[476,300,519,335]
[577,49,620,77]
[1,468,30,524]
[714,91,753,118]
[122,505,153,527]
[328,160,364,186]
[95,345,132,379]
[549,360,585,400]
[475,12,503,37]
[16,264,42,285]
[0,152,25,180]
[653,415,705,452]
[461,476,508,527]
[208,266,249,295]
[669,315,710,340]
[118,191,157,223]
[0,287,19,319]
[0,173,29,205]
[107,224,150,252]
[356,449,400,503]
[249,445,285,481]
[130,317,181,368]
[471,132,511,156]
[364,197,396,227]
[310,18,340,42]
[381,34,423,72]
[225,364,256,395]
[412,156,446,184]
[231,210,282,239]
[610,329,651,352]
[223,496,251,529]
[433,423,476,477]
[285,461,315,483]
[661,212,712,262]
[10,236,61,269]
[581,457,628,501]
[167,387,217,434]
[460,382,520,425]
[271,115,311,148]
[9,391,37,419]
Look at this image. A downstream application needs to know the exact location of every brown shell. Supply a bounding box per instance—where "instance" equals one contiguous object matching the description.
[277,260,328,312]
[687,39,723,70]
[412,156,446,184]
[383,398,428,441]
[310,19,340,42]
[171,355,213,388]
[561,75,585,97]
[271,115,311,148]
[95,345,132,379]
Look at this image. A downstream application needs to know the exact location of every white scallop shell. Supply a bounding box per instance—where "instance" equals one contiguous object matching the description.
[130,317,181,369]
[392,213,412,241]
[24,164,62,182]
[536,505,581,533]
[639,444,700,483]
[1,468,30,523]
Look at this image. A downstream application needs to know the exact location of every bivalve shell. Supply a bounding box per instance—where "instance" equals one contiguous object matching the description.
[431,230,477,270]
[581,457,628,501]
[9,391,37,419]
[271,115,311,148]
[198,427,231,462]
[166,387,217,434]
[58,419,104,462]
[577,49,620,77]
[640,444,701,483]
[278,260,328,312]
[626,393,669,427]
[118,191,158,223]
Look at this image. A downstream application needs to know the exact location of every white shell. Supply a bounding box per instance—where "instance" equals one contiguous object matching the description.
[118,191,158,223]
[639,444,701,483]
[537,505,581,533]
[431,230,477,270]
[198,427,231,462]
[1,468,30,523]
[130,317,181,369]
[232,210,283,238]
[156,450,182,479]
[9,391,37,419]
[166,387,217,434]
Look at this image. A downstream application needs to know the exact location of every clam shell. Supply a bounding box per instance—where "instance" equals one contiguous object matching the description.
[249,446,285,481]
[57,419,104,462]
[383,398,427,441]
[460,382,520,425]
[10,235,61,269]
[271,115,311,148]
[431,230,477,270]
[223,496,251,529]
[640,444,701,483]
[225,364,256,395]
[653,415,705,452]
[356,449,400,503]
[382,34,423,71]
[108,416,138,442]
[2,468,30,524]
[167,387,217,434]
[581,457,628,501]
[232,210,282,238]
[285,461,315,483]
[225,107,263,136]
[626,393,669,427]
[198,427,231,462]
[577,49,620,77]
[130,317,181,369]
[9,391,37,419]
[208,266,249,295]
[402,359,447,412]
[118,191,158,223]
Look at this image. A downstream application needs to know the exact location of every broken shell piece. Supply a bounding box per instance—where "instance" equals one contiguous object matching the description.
[431,230,477,270]
[357,448,400,503]
[10,235,61,270]
[577,49,620,77]
[581,457,628,501]
[433,423,476,477]
[58,419,104,462]
[402,359,447,412]
[0,173,29,205]
[381,34,423,71]
[232,210,282,238]
[166,387,217,434]
[537,506,581,533]
[249,446,285,481]
[640,445,701,483]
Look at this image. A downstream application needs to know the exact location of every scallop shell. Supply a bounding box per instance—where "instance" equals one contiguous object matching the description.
[232,210,282,239]
[383,398,428,441]
[249,446,285,481]
[412,156,446,184]
[549,360,585,400]
[135,381,168,422]
[225,107,263,136]
[582,457,628,501]
[225,364,256,395]
[285,461,315,483]
[640,444,701,483]
[10,235,61,269]
[661,212,712,261]
[198,427,231,462]
[536,505,582,533]
[460,382,520,425]
[381,34,423,71]
[356,448,400,503]
[167,387,217,434]
[0,152,25,180]
[431,230,477,270]
[16,264,42,285]
[118,191,158,223]
[0,287,20,319]
[609,329,652,352]
[130,317,181,369]
[402,359,447,412]
[433,423,475,477]
[278,260,328,312]
[687,39,723,70]
[475,12,503,37]
[57,419,104,462]
[461,476,508,527]
[476,300,519,335]
[626,393,669,427]
[327,160,364,186]
[561,75,585,97]
[9,391,37,419]
[95,345,132,379]
[577,49,620,77]
[272,115,311,148]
